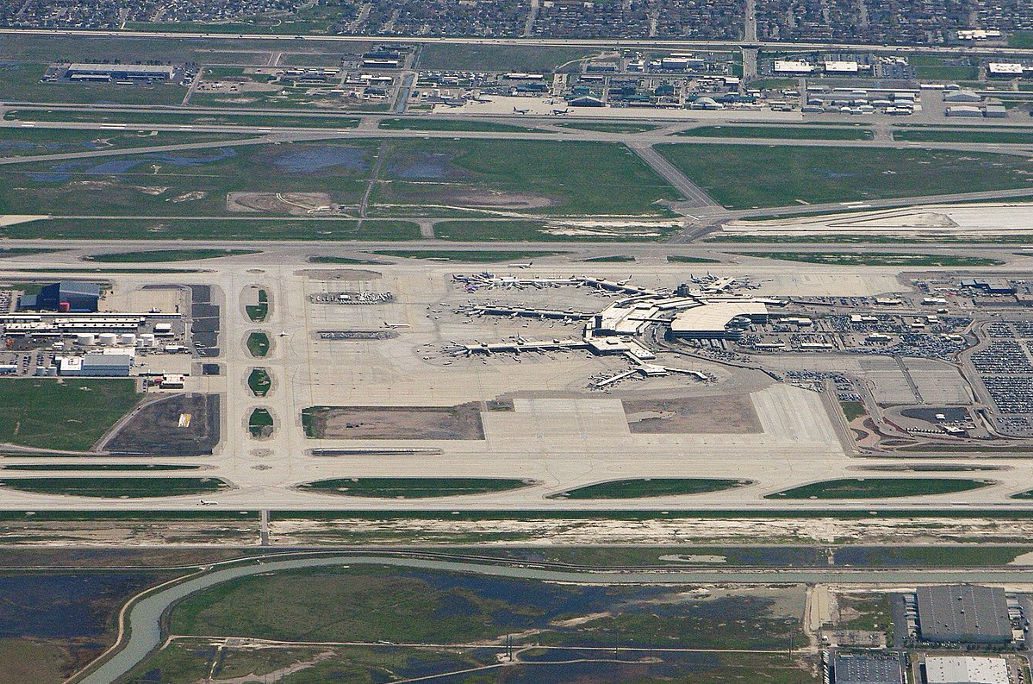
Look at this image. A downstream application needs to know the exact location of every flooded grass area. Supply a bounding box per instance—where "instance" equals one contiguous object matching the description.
[1,138,677,221]
[165,565,808,650]
[0,571,176,682]
[124,640,817,683]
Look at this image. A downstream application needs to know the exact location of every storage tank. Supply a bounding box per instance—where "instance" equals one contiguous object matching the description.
[76,333,96,346]
[98,333,118,346]
[119,333,136,346]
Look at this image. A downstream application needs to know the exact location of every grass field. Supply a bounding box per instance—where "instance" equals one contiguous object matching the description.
[248,408,273,438]
[374,139,679,216]
[2,139,677,220]
[1012,32,1033,48]
[246,332,270,358]
[840,401,867,421]
[557,121,660,133]
[1012,489,1033,499]
[246,289,268,322]
[656,144,1033,209]
[0,463,200,471]
[4,108,361,129]
[678,125,873,140]
[418,44,599,71]
[378,118,538,133]
[0,477,228,498]
[247,369,271,398]
[767,478,993,499]
[306,255,387,265]
[434,219,679,242]
[584,255,635,262]
[300,477,534,498]
[667,255,721,263]
[370,249,562,262]
[894,127,1033,144]
[0,63,186,105]
[0,128,245,156]
[553,478,750,499]
[0,248,58,258]
[0,218,421,241]
[909,55,979,81]
[88,249,259,263]
[734,251,1002,266]
[0,379,140,451]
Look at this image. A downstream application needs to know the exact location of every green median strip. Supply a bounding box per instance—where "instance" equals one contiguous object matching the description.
[765,478,994,499]
[299,477,536,498]
[552,478,750,499]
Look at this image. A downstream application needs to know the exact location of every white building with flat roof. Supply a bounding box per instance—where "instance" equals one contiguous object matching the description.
[774,60,814,74]
[824,60,859,74]
[670,301,768,339]
[925,656,1009,684]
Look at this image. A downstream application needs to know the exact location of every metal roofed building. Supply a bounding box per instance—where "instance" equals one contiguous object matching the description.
[66,63,175,81]
[916,585,1012,644]
[59,354,133,377]
[832,651,904,684]
[18,281,102,313]
[670,301,768,340]
[924,656,1009,684]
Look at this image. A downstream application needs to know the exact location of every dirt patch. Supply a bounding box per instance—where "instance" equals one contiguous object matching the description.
[305,402,485,440]
[623,395,761,434]
[295,269,382,281]
[442,187,555,210]
[227,191,343,215]
[105,394,220,456]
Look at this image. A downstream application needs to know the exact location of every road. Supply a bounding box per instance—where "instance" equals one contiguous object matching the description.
[72,552,1033,683]
[7,27,1033,57]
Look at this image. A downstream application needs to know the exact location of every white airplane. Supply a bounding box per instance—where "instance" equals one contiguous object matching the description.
[383,321,411,329]
[508,262,533,269]
[279,331,289,337]
[199,499,218,506]
[551,108,570,115]
[513,106,529,114]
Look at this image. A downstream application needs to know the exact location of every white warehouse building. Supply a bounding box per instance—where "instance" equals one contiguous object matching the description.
[924,656,1009,684]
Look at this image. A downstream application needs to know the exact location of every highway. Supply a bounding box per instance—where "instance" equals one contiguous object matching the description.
[7,27,1033,57]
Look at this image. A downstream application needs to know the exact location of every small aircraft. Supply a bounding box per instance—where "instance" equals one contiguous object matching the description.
[279,331,289,337]
[508,262,533,269]
[199,499,218,506]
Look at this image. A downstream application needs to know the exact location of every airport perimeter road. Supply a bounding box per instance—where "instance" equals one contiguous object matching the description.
[74,553,1033,684]
[6,27,1033,57]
